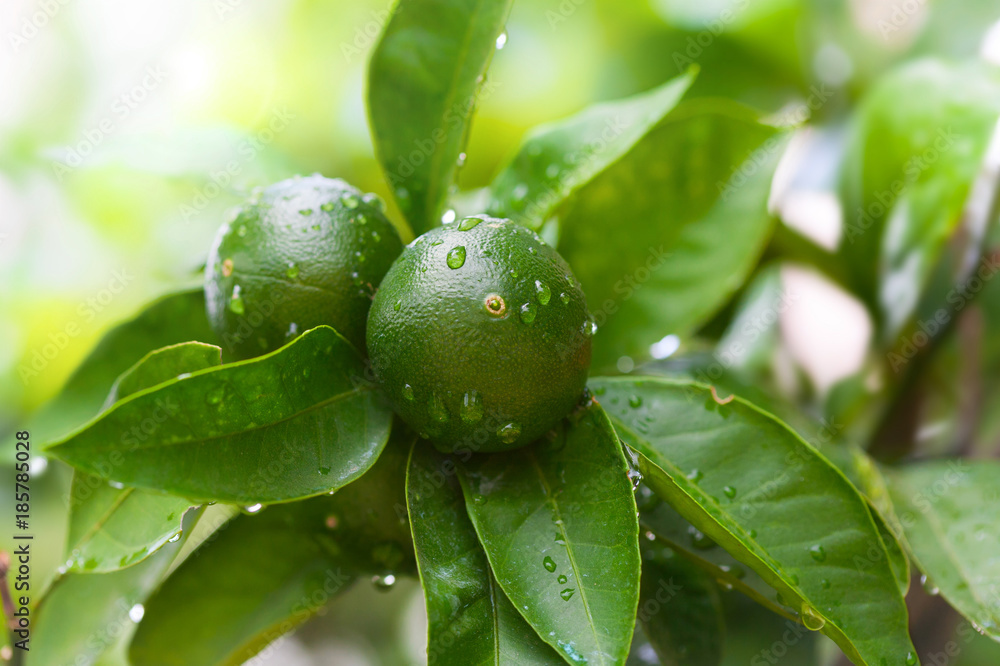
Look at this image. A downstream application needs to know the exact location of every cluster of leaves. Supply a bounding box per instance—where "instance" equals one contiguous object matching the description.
[21,0,1000,665]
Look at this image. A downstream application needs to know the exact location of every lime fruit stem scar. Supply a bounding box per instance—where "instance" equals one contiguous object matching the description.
[485,294,507,317]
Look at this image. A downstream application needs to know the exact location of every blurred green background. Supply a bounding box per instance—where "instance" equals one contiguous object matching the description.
[2,0,1000,663]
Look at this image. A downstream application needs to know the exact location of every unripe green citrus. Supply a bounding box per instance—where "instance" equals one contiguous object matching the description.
[367,215,593,452]
[205,175,403,358]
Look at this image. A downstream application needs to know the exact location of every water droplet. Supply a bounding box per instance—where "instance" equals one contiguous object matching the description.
[473,495,487,506]
[558,574,568,584]
[801,604,826,631]
[286,262,299,279]
[354,250,366,263]
[428,394,449,423]
[497,422,521,444]
[461,391,484,424]
[920,574,939,595]
[495,31,507,49]
[442,209,456,224]
[543,556,557,572]
[321,202,335,212]
[749,529,758,538]
[371,231,381,242]
[560,588,575,601]
[559,292,570,305]
[351,271,364,286]
[533,280,552,305]
[244,503,263,514]
[809,544,827,562]
[128,604,145,623]
[458,216,481,231]
[221,258,233,277]
[167,532,181,543]
[905,651,917,666]
[723,486,737,499]
[447,246,467,269]
[520,302,536,325]
[628,395,642,408]
[356,214,368,226]
[394,300,402,312]
[431,239,444,246]
[581,315,596,337]
[687,468,704,483]
[509,267,519,278]
[340,193,360,209]
[299,208,313,216]
[286,322,299,340]
[229,285,245,315]
[372,573,396,591]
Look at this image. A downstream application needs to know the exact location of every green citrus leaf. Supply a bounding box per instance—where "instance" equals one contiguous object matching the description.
[592,376,917,666]
[556,101,787,372]
[487,70,696,228]
[65,342,221,573]
[407,442,564,665]
[368,0,513,234]
[129,429,415,666]
[29,287,217,446]
[46,326,392,504]
[458,401,640,666]
[838,58,1000,335]
[885,460,1000,639]
[28,510,200,666]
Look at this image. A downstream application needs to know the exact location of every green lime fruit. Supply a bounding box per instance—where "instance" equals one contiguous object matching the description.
[205,175,403,359]
[367,215,593,452]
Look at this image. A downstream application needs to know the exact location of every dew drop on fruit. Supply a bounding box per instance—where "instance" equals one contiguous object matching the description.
[402,384,415,402]
[286,262,300,279]
[229,285,245,315]
[321,202,335,212]
[340,193,360,209]
[581,315,596,337]
[543,556,557,572]
[446,246,466,269]
[461,391,484,424]
[299,208,313,216]
[458,216,481,231]
[371,231,381,242]
[351,271,364,286]
[394,300,402,312]
[809,544,827,562]
[528,246,537,255]
[559,292,570,304]
[497,422,521,444]
[800,605,825,631]
[520,302,536,325]
[560,588,575,601]
[429,394,449,423]
[535,280,551,305]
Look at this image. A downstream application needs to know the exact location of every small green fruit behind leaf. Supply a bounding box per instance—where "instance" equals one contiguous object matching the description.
[205,174,403,358]
[367,215,592,452]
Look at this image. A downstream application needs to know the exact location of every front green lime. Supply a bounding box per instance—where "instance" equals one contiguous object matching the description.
[205,175,403,359]
[367,216,593,452]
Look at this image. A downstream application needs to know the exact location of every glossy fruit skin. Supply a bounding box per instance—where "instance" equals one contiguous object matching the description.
[205,175,403,359]
[367,216,593,452]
